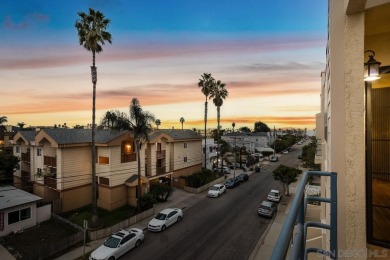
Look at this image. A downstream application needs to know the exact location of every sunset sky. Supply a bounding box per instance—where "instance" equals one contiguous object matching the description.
[1,0,328,132]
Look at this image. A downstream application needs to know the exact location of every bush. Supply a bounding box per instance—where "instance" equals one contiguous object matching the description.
[184,169,219,188]
[138,193,156,211]
[150,184,173,202]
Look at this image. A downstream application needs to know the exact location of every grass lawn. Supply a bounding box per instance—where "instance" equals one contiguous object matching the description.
[61,204,138,228]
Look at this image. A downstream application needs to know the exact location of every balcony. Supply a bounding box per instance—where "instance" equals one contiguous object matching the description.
[21,152,31,163]
[44,176,57,189]
[271,171,338,260]
[121,153,137,163]
[44,156,57,168]
[156,150,166,159]
[21,171,31,182]
[156,166,166,175]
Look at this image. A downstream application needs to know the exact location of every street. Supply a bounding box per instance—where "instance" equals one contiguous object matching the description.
[122,144,304,260]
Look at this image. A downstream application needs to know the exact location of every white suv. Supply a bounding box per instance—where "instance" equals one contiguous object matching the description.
[267,189,281,203]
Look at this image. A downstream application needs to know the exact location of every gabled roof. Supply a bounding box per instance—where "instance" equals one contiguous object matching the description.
[0,186,42,210]
[39,129,127,145]
[150,129,202,141]
[13,130,37,144]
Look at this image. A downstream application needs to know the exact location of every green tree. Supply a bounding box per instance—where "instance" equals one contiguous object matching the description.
[198,73,215,169]
[75,8,112,227]
[301,139,320,170]
[239,126,251,133]
[180,117,185,129]
[210,79,228,172]
[253,121,270,132]
[112,98,155,212]
[0,149,19,184]
[272,164,302,196]
[155,119,161,129]
[218,139,231,172]
[0,116,7,131]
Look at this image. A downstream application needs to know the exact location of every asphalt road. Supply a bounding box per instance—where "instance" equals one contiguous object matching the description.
[122,144,304,260]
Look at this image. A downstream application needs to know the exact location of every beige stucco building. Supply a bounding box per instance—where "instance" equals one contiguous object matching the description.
[317,0,390,258]
[13,128,202,213]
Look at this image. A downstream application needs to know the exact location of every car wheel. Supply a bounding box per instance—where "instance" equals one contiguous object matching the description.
[161,225,166,231]
[108,257,115,260]
[177,216,182,222]
[135,239,142,247]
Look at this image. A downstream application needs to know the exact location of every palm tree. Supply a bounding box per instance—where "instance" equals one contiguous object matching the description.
[180,117,185,129]
[198,73,214,169]
[75,8,112,227]
[232,122,236,133]
[209,79,228,173]
[17,122,25,129]
[112,98,155,212]
[155,119,161,129]
[0,116,7,131]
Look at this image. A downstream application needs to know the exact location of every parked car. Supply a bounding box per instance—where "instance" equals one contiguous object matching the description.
[89,228,144,260]
[222,166,230,174]
[237,173,249,183]
[225,177,240,189]
[270,155,279,162]
[148,208,183,232]
[282,150,288,154]
[258,200,277,218]
[298,154,302,159]
[208,184,226,198]
[267,189,282,203]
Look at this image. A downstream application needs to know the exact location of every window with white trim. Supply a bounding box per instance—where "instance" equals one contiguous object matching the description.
[8,207,31,225]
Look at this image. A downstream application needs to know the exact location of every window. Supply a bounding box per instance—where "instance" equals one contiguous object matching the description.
[37,168,42,175]
[8,207,31,225]
[99,177,109,186]
[37,148,42,156]
[184,156,188,162]
[184,142,188,148]
[15,146,20,153]
[99,156,109,164]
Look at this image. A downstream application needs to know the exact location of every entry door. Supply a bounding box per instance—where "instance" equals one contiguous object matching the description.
[366,85,390,248]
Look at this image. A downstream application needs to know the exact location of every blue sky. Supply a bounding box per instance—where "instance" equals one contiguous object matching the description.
[1,0,328,130]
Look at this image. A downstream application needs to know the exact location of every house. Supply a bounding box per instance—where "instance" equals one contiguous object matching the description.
[13,128,202,213]
[221,132,274,153]
[316,0,390,256]
[0,125,20,149]
[201,138,218,170]
[0,186,50,237]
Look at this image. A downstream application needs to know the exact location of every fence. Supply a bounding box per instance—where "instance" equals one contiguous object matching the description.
[183,176,225,194]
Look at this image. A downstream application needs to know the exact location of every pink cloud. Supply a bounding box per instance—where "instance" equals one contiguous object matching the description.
[2,13,49,30]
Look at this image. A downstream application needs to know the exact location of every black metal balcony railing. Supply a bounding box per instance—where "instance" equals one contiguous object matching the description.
[156,150,166,159]
[21,152,31,163]
[44,176,57,189]
[44,156,57,168]
[271,171,338,260]
[121,153,137,163]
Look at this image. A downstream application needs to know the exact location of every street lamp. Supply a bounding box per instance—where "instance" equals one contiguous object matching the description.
[364,50,381,81]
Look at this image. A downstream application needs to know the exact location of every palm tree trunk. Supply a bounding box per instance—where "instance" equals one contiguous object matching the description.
[216,106,220,173]
[204,99,208,169]
[136,142,142,212]
[91,51,99,227]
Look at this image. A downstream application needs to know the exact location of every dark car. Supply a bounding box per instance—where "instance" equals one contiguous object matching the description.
[237,173,249,183]
[258,201,277,218]
[225,177,240,189]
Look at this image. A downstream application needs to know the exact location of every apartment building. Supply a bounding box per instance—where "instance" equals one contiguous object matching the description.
[317,0,390,257]
[13,128,202,213]
[221,132,274,153]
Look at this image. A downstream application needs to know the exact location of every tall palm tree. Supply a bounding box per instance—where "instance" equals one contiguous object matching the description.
[210,79,228,173]
[198,73,214,169]
[112,98,155,212]
[75,8,112,227]
[232,122,236,133]
[180,117,185,129]
[0,116,7,131]
[155,119,161,129]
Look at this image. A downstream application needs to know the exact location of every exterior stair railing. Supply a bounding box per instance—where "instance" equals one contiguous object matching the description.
[271,171,338,260]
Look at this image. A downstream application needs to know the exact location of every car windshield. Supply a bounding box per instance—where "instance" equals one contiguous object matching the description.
[270,192,278,197]
[210,186,219,191]
[260,205,271,210]
[104,236,121,248]
[155,213,167,220]
[225,179,233,183]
